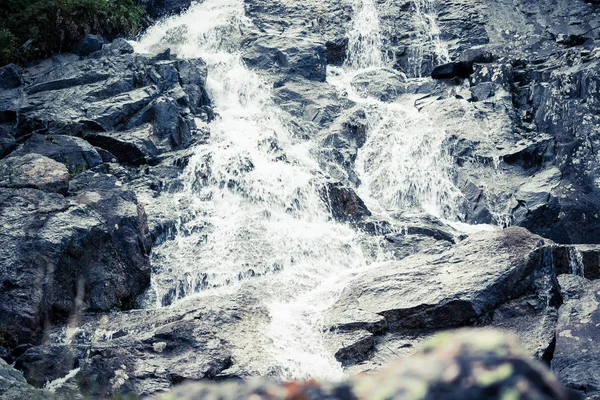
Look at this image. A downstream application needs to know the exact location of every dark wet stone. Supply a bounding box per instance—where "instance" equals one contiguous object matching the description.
[431,61,474,80]
[72,34,108,56]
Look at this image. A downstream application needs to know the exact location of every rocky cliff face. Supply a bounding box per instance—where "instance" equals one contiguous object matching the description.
[1,0,600,399]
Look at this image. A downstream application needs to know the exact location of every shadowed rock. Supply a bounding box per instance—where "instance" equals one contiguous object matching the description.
[323,183,371,223]
[431,61,474,80]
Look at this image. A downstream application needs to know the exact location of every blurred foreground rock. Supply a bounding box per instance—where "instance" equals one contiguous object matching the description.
[153,329,575,400]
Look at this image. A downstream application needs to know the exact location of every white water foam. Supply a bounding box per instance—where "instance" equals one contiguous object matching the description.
[345,0,386,69]
[134,0,392,380]
[408,0,449,77]
[329,0,462,221]
[131,0,479,382]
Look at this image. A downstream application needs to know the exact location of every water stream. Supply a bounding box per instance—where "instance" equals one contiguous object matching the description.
[133,0,464,381]
[408,0,449,77]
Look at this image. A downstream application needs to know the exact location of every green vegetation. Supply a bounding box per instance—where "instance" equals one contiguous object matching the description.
[0,0,148,65]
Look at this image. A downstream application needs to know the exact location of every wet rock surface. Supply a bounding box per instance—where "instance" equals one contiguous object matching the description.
[0,358,57,400]
[0,37,209,357]
[1,0,600,398]
[0,186,151,346]
[553,275,600,397]
[325,227,564,366]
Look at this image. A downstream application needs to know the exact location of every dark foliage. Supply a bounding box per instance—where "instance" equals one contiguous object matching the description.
[0,0,147,65]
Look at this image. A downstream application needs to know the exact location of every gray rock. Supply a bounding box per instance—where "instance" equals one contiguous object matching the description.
[273,76,353,131]
[23,287,271,397]
[553,277,600,396]
[326,309,387,334]
[72,34,108,56]
[328,227,556,331]
[0,64,24,90]
[83,124,159,166]
[488,293,559,361]
[176,58,209,114]
[0,358,55,400]
[242,35,327,82]
[14,345,80,388]
[244,0,353,44]
[0,153,69,194]
[0,125,16,158]
[101,38,135,55]
[150,329,573,400]
[350,68,408,102]
[8,50,209,157]
[328,330,374,364]
[326,37,349,65]
[323,182,371,223]
[142,0,192,19]
[0,187,151,345]
[9,134,102,175]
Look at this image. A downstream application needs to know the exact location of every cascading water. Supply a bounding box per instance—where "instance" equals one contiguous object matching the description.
[408,0,449,77]
[134,0,389,381]
[345,0,386,69]
[568,247,585,277]
[329,0,462,220]
[132,0,466,382]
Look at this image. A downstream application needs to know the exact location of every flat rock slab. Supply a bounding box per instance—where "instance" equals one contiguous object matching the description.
[21,285,273,398]
[329,227,551,330]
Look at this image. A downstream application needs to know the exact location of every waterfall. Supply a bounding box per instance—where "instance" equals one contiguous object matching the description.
[134,0,389,381]
[131,0,466,382]
[408,0,450,77]
[568,247,585,277]
[344,0,386,69]
[329,0,462,220]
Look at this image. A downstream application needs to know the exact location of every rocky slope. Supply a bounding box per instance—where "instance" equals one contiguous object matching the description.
[1,0,600,399]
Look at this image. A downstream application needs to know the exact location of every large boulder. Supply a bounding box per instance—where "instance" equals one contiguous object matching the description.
[0,358,56,400]
[6,45,210,156]
[0,187,151,346]
[0,154,69,194]
[17,285,271,396]
[325,227,562,365]
[9,134,102,175]
[329,227,555,330]
[0,64,23,90]
[72,34,108,56]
